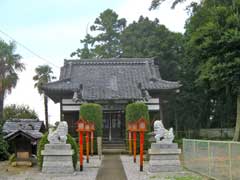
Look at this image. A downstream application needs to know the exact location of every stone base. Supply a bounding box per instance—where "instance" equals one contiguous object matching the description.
[42,144,74,174]
[148,143,182,173]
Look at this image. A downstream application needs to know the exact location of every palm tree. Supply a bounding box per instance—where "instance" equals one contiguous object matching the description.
[33,65,55,130]
[0,40,24,122]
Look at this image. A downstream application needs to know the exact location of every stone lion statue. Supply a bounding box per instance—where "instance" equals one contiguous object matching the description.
[48,121,68,144]
[154,120,174,144]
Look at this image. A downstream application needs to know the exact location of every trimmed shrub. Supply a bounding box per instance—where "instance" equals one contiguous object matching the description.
[80,103,103,154]
[126,102,150,122]
[125,102,150,150]
[37,132,78,169]
[80,103,103,136]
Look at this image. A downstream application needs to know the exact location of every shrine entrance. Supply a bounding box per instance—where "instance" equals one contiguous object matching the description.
[103,111,124,141]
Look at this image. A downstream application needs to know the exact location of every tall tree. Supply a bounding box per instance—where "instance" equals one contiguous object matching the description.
[121,16,183,81]
[71,9,127,58]
[183,0,240,140]
[150,0,194,10]
[33,65,55,130]
[121,16,184,127]
[0,40,24,123]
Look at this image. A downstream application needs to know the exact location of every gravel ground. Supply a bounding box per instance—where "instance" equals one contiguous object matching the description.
[0,156,102,180]
[120,155,209,180]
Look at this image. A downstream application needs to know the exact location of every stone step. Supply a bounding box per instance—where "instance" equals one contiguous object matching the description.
[103,144,126,148]
[151,143,178,150]
[11,161,32,167]
[102,148,128,154]
[149,160,181,166]
[148,148,181,155]
[150,154,180,160]
[148,165,182,172]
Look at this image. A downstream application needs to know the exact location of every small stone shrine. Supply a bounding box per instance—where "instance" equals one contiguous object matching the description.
[148,120,181,172]
[42,121,74,173]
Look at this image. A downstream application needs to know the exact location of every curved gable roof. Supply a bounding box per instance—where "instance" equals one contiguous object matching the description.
[43,58,181,102]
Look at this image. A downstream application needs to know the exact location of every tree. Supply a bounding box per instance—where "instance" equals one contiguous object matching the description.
[150,0,193,10]
[3,104,38,120]
[0,40,24,123]
[121,16,183,80]
[71,9,127,58]
[33,65,55,130]
[121,16,184,128]
[183,0,240,140]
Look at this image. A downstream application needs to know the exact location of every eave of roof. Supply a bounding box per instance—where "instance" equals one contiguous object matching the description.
[43,58,181,102]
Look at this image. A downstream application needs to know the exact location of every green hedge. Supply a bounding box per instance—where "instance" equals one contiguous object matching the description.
[37,133,78,169]
[125,102,150,150]
[126,102,150,122]
[80,103,103,153]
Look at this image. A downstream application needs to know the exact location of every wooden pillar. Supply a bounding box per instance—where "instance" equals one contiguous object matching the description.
[60,98,63,121]
[159,97,164,121]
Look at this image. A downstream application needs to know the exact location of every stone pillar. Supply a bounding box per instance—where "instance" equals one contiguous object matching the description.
[97,137,102,160]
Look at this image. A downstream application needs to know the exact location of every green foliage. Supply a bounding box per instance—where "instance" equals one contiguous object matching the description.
[0,135,9,161]
[3,104,38,120]
[37,132,49,169]
[126,102,150,150]
[80,103,103,136]
[33,65,55,95]
[8,153,16,163]
[80,103,103,153]
[121,16,183,81]
[0,122,9,161]
[33,65,55,130]
[0,40,24,121]
[71,9,126,58]
[66,134,78,169]
[126,102,149,122]
[37,132,78,169]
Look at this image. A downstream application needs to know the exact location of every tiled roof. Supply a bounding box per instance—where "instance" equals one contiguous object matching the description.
[43,58,181,102]
[3,119,45,140]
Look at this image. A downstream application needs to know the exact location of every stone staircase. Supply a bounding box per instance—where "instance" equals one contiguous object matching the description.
[102,138,127,154]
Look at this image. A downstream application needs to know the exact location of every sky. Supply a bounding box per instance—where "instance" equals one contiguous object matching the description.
[1,0,190,125]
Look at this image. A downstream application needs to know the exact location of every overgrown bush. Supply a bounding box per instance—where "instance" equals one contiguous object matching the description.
[66,134,78,169]
[80,103,103,153]
[0,122,9,161]
[0,135,9,160]
[37,132,48,169]
[37,132,78,169]
[8,153,16,164]
[125,102,150,150]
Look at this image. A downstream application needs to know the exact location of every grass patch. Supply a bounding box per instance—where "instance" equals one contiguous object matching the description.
[150,175,204,180]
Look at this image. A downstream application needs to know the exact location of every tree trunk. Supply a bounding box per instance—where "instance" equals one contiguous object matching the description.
[0,92,4,122]
[233,94,240,141]
[44,94,49,131]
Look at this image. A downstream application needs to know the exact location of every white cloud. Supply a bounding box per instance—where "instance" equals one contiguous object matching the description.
[117,0,189,33]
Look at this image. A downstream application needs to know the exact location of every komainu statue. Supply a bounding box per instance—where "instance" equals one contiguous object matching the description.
[48,121,68,144]
[154,120,174,144]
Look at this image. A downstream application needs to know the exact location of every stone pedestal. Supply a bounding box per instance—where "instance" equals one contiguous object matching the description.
[42,144,74,174]
[148,143,182,172]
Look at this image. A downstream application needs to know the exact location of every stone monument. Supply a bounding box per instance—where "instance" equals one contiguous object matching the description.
[41,121,74,173]
[148,120,182,172]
